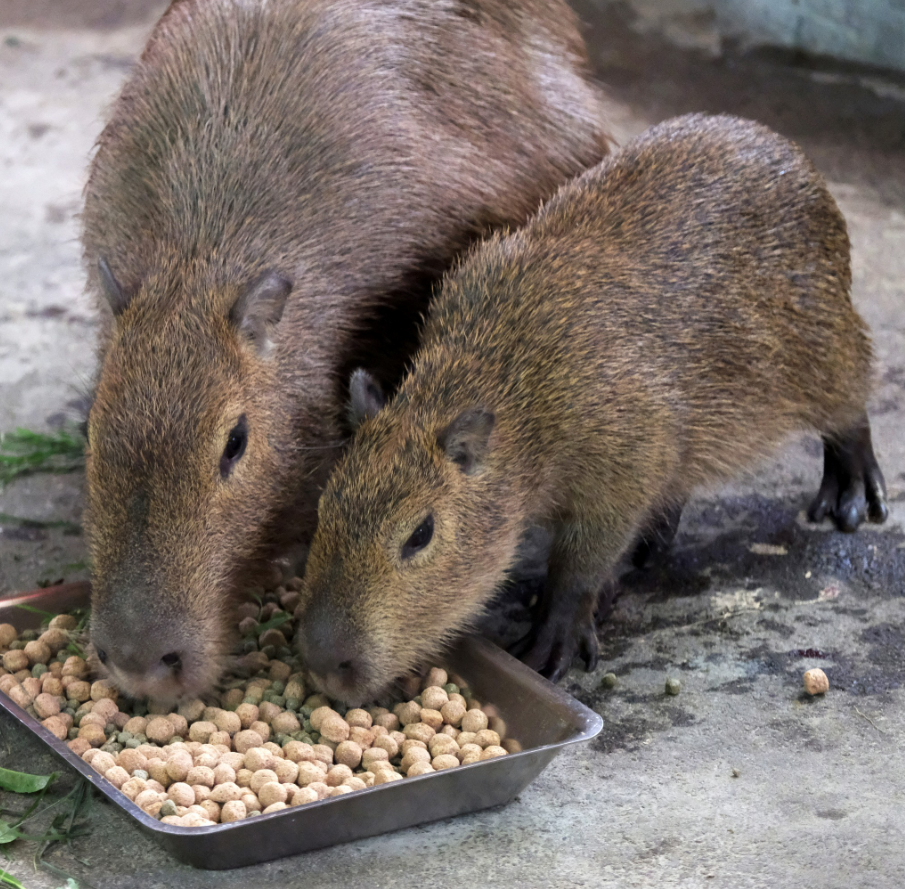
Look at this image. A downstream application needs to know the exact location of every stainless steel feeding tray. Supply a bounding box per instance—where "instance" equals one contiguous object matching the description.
[0,583,602,870]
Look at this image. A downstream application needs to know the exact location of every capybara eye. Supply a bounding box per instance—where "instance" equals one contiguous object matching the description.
[96,648,108,665]
[401,515,434,559]
[220,415,248,478]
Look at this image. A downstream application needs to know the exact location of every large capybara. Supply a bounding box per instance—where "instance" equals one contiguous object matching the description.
[297,114,888,704]
[81,0,611,699]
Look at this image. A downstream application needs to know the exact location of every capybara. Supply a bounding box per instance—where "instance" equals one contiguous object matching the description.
[81,0,611,699]
[297,114,888,703]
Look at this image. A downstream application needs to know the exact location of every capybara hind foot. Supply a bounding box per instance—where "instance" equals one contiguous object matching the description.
[631,502,684,569]
[808,417,888,532]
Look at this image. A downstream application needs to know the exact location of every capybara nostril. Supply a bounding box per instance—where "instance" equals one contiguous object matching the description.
[160,652,182,671]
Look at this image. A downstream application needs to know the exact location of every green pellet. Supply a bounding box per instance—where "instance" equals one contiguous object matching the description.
[284,697,300,712]
[125,738,141,749]
[32,664,48,678]
[159,800,178,818]
[443,683,459,695]
[665,678,681,696]
[602,672,617,689]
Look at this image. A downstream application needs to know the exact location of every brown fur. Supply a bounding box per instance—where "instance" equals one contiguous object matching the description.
[298,114,887,704]
[80,0,611,699]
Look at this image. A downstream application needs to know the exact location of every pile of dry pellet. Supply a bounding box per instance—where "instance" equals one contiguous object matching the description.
[0,583,519,827]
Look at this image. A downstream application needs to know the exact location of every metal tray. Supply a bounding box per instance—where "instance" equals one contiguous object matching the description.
[0,583,602,870]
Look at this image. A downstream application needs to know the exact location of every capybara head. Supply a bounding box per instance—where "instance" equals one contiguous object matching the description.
[86,262,294,700]
[298,371,521,705]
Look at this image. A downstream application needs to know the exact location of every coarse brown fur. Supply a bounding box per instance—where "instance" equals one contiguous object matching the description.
[298,114,888,704]
[81,0,612,700]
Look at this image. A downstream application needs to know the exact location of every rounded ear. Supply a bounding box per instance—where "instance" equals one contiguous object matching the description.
[229,272,292,356]
[439,408,495,474]
[97,257,131,316]
[347,369,386,429]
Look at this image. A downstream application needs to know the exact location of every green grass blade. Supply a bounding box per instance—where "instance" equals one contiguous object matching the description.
[0,427,85,487]
[0,868,26,889]
[0,768,56,795]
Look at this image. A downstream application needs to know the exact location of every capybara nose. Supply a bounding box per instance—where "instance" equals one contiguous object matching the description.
[92,632,185,678]
[297,611,357,684]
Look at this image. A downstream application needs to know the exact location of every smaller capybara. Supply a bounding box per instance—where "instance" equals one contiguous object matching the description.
[297,114,888,703]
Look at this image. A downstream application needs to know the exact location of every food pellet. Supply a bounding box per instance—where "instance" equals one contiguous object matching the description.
[0,599,518,828]
[803,668,829,695]
[665,678,681,696]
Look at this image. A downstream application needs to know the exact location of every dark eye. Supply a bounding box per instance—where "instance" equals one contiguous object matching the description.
[402,515,434,559]
[220,415,248,478]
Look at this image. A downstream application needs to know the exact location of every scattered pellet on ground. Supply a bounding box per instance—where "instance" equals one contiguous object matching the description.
[803,668,829,695]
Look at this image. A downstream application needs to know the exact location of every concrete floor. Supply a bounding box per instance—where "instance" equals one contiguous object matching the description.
[1,2,904,887]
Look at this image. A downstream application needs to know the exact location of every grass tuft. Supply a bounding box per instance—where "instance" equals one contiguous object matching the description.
[0,428,85,488]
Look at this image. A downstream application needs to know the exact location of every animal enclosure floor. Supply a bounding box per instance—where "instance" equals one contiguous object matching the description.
[0,2,903,887]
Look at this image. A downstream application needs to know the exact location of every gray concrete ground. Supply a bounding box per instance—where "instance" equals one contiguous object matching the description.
[0,2,903,887]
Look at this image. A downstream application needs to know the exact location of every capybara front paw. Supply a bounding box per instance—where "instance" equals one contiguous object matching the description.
[515,613,599,683]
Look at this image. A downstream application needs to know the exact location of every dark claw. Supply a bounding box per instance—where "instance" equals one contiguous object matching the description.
[579,625,600,671]
[869,498,889,524]
[543,641,572,684]
[806,492,830,524]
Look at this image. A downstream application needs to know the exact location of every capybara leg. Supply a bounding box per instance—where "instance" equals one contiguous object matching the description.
[807,416,888,532]
[631,501,684,569]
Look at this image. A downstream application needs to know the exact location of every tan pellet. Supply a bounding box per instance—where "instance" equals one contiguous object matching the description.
[803,668,829,695]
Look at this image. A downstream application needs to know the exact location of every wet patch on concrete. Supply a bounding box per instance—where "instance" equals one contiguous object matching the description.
[588,700,699,754]
[624,493,905,604]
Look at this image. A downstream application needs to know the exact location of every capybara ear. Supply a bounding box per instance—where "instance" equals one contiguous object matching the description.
[229,271,292,355]
[439,408,495,474]
[97,256,132,317]
[347,368,385,429]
